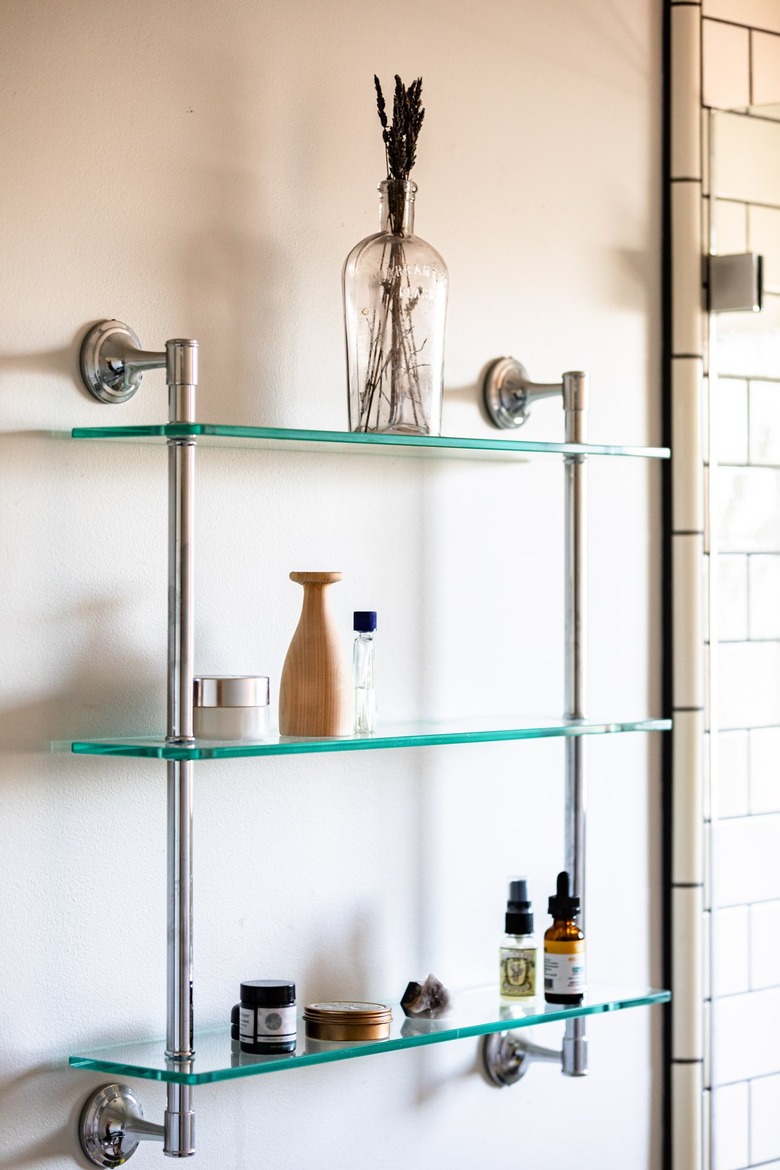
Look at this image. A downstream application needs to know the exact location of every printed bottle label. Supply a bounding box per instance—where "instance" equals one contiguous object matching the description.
[499,946,537,997]
[240,1004,296,1042]
[544,939,586,995]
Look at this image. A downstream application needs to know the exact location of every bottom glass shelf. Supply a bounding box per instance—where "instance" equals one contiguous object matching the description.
[69,985,669,1085]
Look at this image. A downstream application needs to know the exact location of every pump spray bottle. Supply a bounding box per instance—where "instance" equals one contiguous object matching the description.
[499,877,538,999]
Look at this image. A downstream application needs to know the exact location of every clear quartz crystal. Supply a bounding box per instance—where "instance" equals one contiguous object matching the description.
[343,179,448,435]
[353,631,376,733]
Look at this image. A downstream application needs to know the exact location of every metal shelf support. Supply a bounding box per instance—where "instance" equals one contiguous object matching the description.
[481,359,590,1084]
[77,321,199,1161]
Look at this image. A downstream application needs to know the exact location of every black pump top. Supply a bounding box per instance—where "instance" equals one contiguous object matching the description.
[547,870,580,920]
[505,877,534,935]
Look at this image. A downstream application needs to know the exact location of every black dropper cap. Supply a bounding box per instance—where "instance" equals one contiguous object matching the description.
[547,870,580,920]
[505,877,534,935]
[354,611,377,632]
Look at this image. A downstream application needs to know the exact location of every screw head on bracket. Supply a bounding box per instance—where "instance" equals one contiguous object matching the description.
[79,319,144,404]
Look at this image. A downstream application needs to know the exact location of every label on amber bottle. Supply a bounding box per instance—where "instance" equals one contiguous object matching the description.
[544,939,586,995]
[500,945,538,997]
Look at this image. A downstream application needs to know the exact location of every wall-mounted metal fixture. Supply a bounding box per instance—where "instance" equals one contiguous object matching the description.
[79,1084,165,1168]
[77,320,198,1163]
[708,253,763,314]
[481,357,589,1085]
[482,1035,562,1087]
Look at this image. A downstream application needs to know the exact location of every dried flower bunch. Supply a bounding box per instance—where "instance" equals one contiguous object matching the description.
[373,74,425,183]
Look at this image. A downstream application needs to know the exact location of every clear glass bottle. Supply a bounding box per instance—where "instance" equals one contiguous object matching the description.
[499,877,538,999]
[352,610,377,734]
[343,180,448,435]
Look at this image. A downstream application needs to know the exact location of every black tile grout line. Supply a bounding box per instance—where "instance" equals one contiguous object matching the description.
[702,15,780,38]
[672,529,705,536]
[671,176,703,182]
[672,706,706,712]
[671,1058,704,1064]
[715,1072,780,1091]
[708,194,780,212]
[672,881,705,888]
[715,108,780,128]
[671,352,704,359]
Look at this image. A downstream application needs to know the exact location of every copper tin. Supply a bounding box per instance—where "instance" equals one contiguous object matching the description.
[303,1001,392,1042]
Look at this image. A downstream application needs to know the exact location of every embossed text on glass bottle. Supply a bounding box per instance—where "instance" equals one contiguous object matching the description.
[343,180,448,435]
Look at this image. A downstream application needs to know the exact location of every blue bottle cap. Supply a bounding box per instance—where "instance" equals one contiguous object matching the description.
[353,611,377,632]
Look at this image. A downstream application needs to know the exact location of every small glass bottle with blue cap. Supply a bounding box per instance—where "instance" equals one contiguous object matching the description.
[353,611,377,733]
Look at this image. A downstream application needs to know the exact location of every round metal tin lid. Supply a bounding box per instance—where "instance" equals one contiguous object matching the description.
[193,675,270,708]
[303,1001,392,1023]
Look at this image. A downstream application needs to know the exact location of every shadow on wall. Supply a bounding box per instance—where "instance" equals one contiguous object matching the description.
[0,596,160,758]
[0,1063,86,1168]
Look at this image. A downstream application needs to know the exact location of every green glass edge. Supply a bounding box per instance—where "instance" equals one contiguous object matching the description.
[71,718,672,760]
[68,988,670,1085]
[69,423,670,460]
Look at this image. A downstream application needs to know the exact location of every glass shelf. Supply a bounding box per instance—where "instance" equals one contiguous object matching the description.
[69,423,670,461]
[71,715,671,760]
[68,984,670,1085]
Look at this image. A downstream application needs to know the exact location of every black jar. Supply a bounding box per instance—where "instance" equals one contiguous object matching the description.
[239,980,296,1054]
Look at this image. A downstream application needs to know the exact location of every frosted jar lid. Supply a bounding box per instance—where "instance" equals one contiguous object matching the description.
[193,676,270,708]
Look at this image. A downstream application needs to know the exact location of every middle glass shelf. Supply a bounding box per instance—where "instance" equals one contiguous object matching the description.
[71,715,671,760]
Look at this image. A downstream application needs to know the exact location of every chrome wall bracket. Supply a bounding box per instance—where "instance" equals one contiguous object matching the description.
[79,319,169,404]
[79,1084,164,1167]
[481,1034,562,1087]
[482,356,568,429]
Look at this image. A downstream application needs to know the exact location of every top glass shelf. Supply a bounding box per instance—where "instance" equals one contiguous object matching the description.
[69,423,670,460]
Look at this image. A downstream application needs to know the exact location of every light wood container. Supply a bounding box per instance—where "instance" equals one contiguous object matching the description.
[278,571,351,737]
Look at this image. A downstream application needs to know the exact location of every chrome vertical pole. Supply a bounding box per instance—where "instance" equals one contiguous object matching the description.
[563,370,589,1077]
[165,339,198,1157]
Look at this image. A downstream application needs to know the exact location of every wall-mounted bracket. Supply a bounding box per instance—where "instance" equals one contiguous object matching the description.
[482,357,565,429]
[79,1083,165,1167]
[481,1033,562,1087]
[79,319,169,404]
[708,253,763,314]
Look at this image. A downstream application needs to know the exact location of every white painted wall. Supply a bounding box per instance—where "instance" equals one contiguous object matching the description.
[0,2,663,1167]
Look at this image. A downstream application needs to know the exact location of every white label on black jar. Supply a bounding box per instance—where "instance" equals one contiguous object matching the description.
[240,1004,296,1043]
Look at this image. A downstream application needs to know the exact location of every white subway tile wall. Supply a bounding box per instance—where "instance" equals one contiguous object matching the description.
[680,8,780,1169]
[717,379,748,464]
[715,295,780,379]
[749,727,780,812]
[703,19,751,110]
[716,906,750,994]
[750,1073,780,1163]
[716,199,749,254]
[718,466,780,552]
[672,6,704,179]
[715,987,780,1082]
[748,205,780,292]
[748,379,780,463]
[753,31,780,106]
[703,0,780,37]
[718,728,750,816]
[750,902,780,989]
[714,1081,750,1170]
[748,555,780,638]
[715,111,780,205]
[716,813,780,905]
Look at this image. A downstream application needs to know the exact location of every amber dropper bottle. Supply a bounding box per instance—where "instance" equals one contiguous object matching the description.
[543,870,585,1005]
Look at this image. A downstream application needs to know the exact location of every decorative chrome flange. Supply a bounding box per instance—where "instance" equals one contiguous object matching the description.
[79,319,167,404]
[481,1033,562,1087]
[79,1083,164,1167]
[482,356,564,429]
